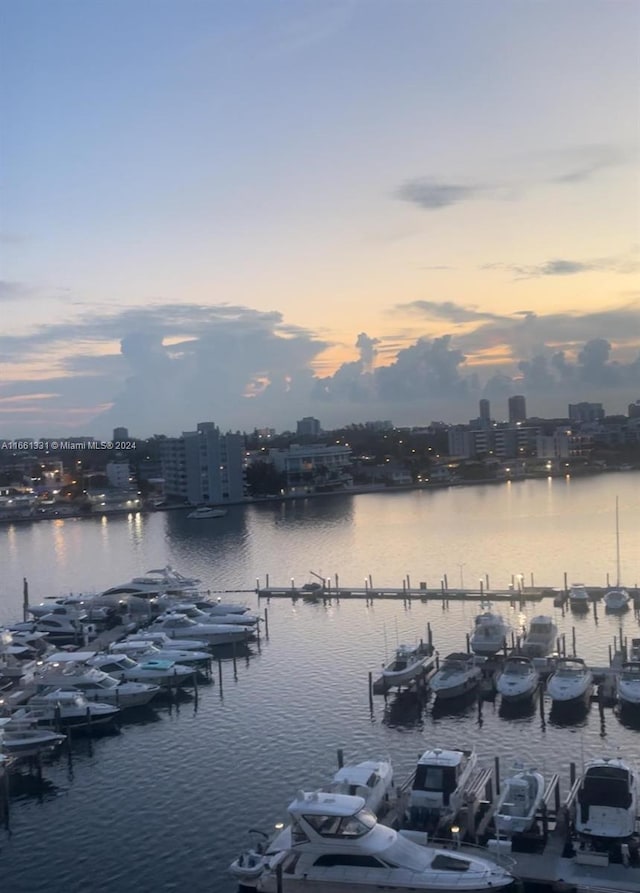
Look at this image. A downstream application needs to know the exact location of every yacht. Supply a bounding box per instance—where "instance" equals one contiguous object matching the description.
[88,653,195,687]
[407,748,478,831]
[101,567,201,601]
[111,641,211,669]
[27,615,85,646]
[0,716,67,757]
[470,612,509,656]
[494,767,545,835]
[521,616,558,658]
[159,604,259,627]
[616,661,640,709]
[33,659,160,707]
[546,657,593,705]
[255,791,515,892]
[496,656,539,702]
[604,587,630,612]
[430,653,482,700]
[568,584,590,611]
[151,614,253,645]
[186,506,227,519]
[575,758,638,841]
[125,630,210,651]
[12,690,120,728]
[382,642,435,688]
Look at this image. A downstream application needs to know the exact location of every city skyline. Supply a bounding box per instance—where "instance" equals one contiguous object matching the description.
[2,1,639,437]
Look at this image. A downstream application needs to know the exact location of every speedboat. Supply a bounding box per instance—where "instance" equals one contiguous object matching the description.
[111,641,211,669]
[255,791,515,891]
[617,661,640,708]
[125,630,210,651]
[604,587,630,612]
[88,653,195,687]
[575,758,638,841]
[470,612,509,656]
[569,583,590,611]
[494,767,545,835]
[407,748,478,831]
[186,506,227,519]
[430,653,482,700]
[382,642,435,688]
[326,759,394,818]
[496,656,539,702]
[0,716,67,757]
[159,604,259,627]
[521,616,558,658]
[12,690,120,728]
[546,657,593,705]
[33,659,160,707]
[151,614,253,645]
[30,614,85,645]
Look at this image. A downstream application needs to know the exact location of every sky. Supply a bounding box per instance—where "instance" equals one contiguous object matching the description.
[1,0,639,438]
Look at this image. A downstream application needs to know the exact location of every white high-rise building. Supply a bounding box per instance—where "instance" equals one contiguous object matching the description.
[161,422,244,505]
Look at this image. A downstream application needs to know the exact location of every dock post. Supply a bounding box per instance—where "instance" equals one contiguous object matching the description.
[1,768,10,830]
[406,574,411,591]
[217,657,223,697]
[193,671,199,706]
[530,572,534,588]
[479,579,484,598]
[264,607,269,639]
[494,756,501,796]
[571,627,576,656]
[368,671,373,711]
[232,641,238,679]
[563,571,568,596]
[427,622,432,646]
[266,573,270,589]
[276,859,283,893]
[335,573,339,589]
[337,748,344,769]
[561,633,566,657]
[554,778,561,813]
[606,572,610,587]
[256,577,260,594]
[510,631,515,649]
[541,801,548,842]
[608,643,612,665]
[466,633,470,654]
[443,573,448,591]
[485,573,490,591]
[23,577,29,622]
[570,762,576,786]
[511,574,515,589]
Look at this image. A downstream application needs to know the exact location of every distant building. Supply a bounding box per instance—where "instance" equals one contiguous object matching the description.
[113,427,129,442]
[161,421,245,505]
[479,399,491,426]
[106,461,131,489]
[269,443,352,493]
[628,400,640,419]
[508,395,527,423]
[296,417,322,437]
[568,402,604,423]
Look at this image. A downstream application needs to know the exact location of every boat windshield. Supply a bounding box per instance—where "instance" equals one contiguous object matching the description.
[506,662,530,676]
[302,807,376,839]
[579,767,632,809]
[529,623,550,635]
[556,663,583,676]
[413,764,457,794]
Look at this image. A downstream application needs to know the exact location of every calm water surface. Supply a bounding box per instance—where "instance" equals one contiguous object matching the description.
[1,474,639,892]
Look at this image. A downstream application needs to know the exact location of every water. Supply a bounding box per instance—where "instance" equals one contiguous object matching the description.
[0,474,639,892]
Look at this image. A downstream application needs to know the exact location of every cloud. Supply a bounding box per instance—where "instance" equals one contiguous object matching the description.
[396,300,508,324]
[0,280,32,302]
[544,144,632,185]
[396,179,485,211]
[486,249,640,280]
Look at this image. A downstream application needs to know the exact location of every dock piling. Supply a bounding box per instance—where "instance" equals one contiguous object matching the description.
[337,748,344,769]
[22,577,29,622]
[264,607,269,639]
[217,657,223,697]
[494,756,500,796]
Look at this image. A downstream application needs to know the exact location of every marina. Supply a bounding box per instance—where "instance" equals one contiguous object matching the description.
[0,475,639,892]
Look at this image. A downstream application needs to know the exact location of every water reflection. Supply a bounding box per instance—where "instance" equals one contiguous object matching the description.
[382,691,428,729]
[548,699,591,728]
[8,771,61,803]
[430,689,478,720]
[498,693,538,721]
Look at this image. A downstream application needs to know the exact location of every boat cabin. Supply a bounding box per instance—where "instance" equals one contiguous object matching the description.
[578,761,634,825]
[409,748,476,827]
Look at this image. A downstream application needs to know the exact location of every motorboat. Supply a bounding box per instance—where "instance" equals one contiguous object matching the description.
[101,567,202,601]
[110,641,211,669]
[33,658,160,707]
[496,656,539,702]
[231,758,395,885]
[88,653,195,688]
[604,587,630,612]
[254,791,515,891]
[11,690,120,728]
[147,565,202,587]
[151,614,253,645]
[470,612,509,656]
[125,630,210,651]
[30,615,85,646]
[568,583,590,611]
[158,604,259,627]
[186,506,227,519]
[0,716,67,757]
[407,748,478,831]
[381,642,435,688]
[575,758,638,841]
[616,661,640,708]
[154,593,251,616]
[494,767,545,835]
[28,595,95,620]
[430,653,482,700]
[326,759,394,818]
[521,616,558,658]
[546,657,593,705]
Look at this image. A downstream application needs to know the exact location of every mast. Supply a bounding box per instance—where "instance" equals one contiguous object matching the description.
[615,495,621,587]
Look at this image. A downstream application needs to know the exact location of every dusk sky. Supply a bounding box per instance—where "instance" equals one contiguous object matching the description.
[1,0,639,437]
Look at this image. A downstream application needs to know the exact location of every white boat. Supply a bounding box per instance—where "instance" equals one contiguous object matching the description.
[32,614,85,645]
[617,661,640,708]
[111,641,211,669]
[407,748,478,830]
[470,612,509,656]
[254,791,514,892]
[102,567,202,601]
[12,690,120,728]
[0,716,67,757]
[125,630,210,651]
[326,759,394,818]
[496,656,539,702]
[575,758,638,841]
[33,659,160,707]
[151,614,252,645]
[88,653,195,687]
[159,604,259,627]
[430,653,482,700]
[29,595,94,620]
[521,616,558,658]
[546,657,593,705]
[604,587,630,612]
[381,642,435,688]
[187,506,227,519]
[568,583,590,610]
[494,767,545,835]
